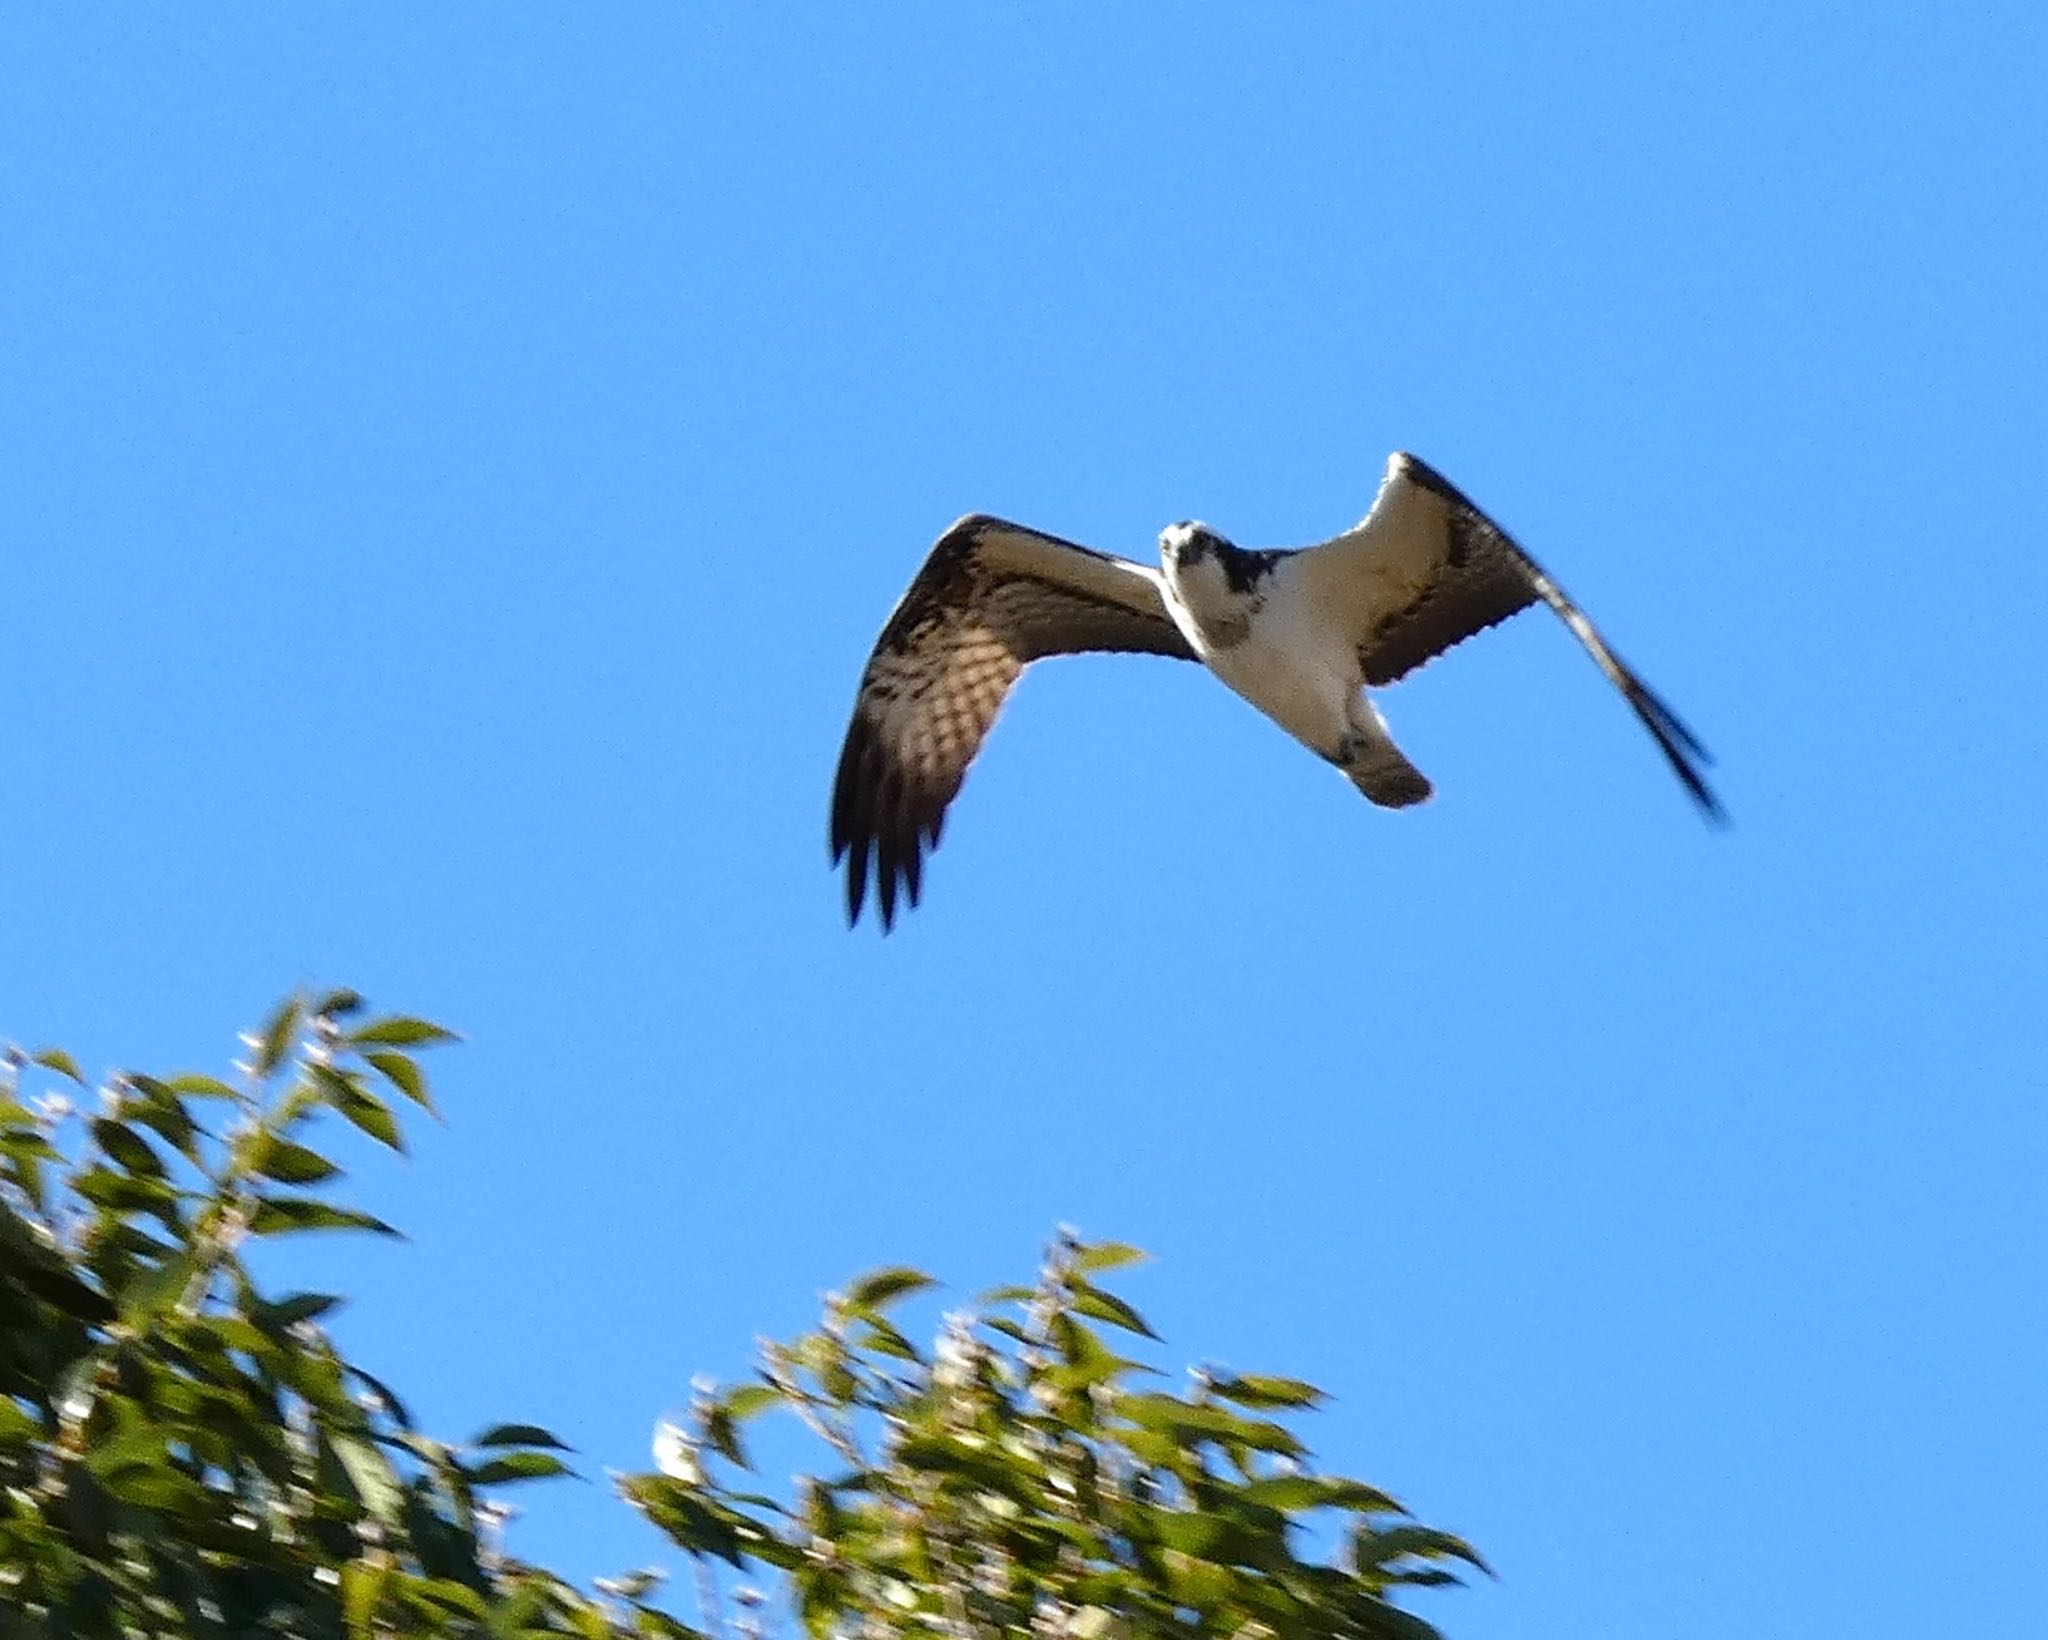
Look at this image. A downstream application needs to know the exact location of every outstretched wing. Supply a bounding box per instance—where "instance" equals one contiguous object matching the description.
[830,514,1197,930]
[1291,451,1724,821]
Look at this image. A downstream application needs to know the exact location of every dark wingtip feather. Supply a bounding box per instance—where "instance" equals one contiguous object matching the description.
[1623,676,1728,827]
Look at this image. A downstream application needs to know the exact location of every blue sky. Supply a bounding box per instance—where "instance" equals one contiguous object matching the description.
[4,6,2045,1636]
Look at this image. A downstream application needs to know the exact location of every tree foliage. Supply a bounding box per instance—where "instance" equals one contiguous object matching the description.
[0,993,1481,1638]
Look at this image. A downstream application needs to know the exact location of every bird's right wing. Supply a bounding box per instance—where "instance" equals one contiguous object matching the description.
[830,514,1197,930]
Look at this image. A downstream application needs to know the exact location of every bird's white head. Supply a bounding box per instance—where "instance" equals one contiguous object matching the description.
[1158,520,1231,569]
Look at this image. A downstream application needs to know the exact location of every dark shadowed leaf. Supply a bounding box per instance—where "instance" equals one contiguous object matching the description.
[315,1067,405,1150]
[124,1090,200,1162]
[91,1118,166,1179]
[314,987,366,1019]
[248,1136,342,1185]
[347,1364,416,1428]
[262,1290,346,1326]
[1353,1523,1494,1577]
[472,1423,573,1450]
[249,1196,399,1237]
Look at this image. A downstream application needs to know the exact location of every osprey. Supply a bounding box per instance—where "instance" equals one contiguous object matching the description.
[830,451,1722,929]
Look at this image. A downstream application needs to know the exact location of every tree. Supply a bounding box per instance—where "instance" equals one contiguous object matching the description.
[0,992,1482,1637]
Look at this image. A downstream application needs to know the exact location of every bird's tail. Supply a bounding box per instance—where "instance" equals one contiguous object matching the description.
[1338,731,1434,809]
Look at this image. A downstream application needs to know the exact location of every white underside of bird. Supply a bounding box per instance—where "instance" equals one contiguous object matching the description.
[1156,530,1431,805]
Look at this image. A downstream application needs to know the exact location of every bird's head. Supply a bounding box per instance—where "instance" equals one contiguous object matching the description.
[1158,521,1234,570]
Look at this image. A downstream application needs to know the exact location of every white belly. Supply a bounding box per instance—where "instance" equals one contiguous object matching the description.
[1165,574,1359,758]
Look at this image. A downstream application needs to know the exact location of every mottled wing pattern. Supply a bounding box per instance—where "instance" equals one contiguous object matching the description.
[831,514,1197,929]
[1297,452,1723,821]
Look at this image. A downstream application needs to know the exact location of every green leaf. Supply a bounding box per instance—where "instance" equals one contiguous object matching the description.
[1072,1240,1149,1275]
[1150,1509,1237,1558]
[1209,1372,1328,1410]
[472,1422,572,1450]
[1117,1394,1306,1457]
[91,1118,166,1179]
[124,1090,200,1162]
[73,1165,182,1219]
[468,1451,574,1485]
[341,1557,390,1639]
[854,1315,923,1361]
[162,1074,242,1101]
[247,1136,341,1185]
[1069,1277,1160,1340]
[249,1196,398,1237]
[252,996,304,1077]
[1238,1475,1404,1515]
[1353,1523,1494,1578]
[314,1067,405,1150]
[330,1431,407,1527]
[31,1047,86,1085]
[844,1265,937,1311]
[117,1248,199,1325]
[262,1290,345,1326]
[347,1364,416,1428]
[314,987,366,1020]
[722,1384,781,1422]
[349,1016,459,1048]
[363,1049,439,1114]
[408,1577,491,1618]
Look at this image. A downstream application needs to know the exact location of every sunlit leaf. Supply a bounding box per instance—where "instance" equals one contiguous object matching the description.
[722,1384,781,1422]
[469,1451,574,1485]
[363,1048,439,1116]
[1072,1241,1149,1275]
[330,1431,406,1527]
[1068,1278,1160,1340]
[252,996,303,1077]
[341,1557,390,1639]
[162,1074,241,1101]
[845,1266,937,1311]
[349,1016,459,1048]
[30,1047,85,1085]
[1209,1372,1327,1409]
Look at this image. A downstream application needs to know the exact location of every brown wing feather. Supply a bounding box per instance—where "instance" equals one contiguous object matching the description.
[1354,455,1542,686]
[1330,453,1723,822]
[829,515,1196,930]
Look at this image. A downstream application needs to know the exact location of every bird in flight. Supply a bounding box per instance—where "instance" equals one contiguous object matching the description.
[830,451,1722,930]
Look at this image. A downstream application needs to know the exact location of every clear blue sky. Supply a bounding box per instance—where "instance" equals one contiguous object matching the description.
[4,7,2045,1636]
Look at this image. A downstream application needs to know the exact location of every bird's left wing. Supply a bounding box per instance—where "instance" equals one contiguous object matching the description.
[1290,451,1724,821]
[830,514,1197,930]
